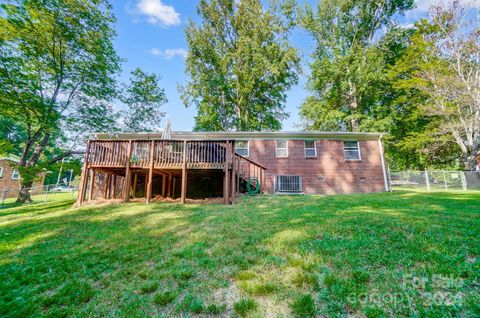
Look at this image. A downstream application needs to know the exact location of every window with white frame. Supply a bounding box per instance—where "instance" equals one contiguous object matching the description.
[275,140,288,158]
[235,141,249,157]
[276,175,302,193]
[0,167,3,178]
[11,169,20,180]
[304,140,317,158]
[344,141,361,160]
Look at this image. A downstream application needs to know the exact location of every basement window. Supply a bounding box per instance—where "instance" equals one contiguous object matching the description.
[344,141,361,160]
[304,141,317,158]
[11,169,20,180]
[0,167,3,178]
[276,140,288,158]
[235,141,249,157]
[276,176,302,193]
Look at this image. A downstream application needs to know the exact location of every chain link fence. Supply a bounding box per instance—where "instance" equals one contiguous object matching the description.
[0,184,78,208]
[389,170,480,191]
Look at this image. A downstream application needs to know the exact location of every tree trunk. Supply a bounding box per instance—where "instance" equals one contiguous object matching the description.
[348,79,359,131]
[464,151,479,171]
[16,132,51,203]
[16,180,34,203]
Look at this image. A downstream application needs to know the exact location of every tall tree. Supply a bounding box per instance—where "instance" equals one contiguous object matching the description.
[120,68,167,132]
[0,0,121,202]
[390,2,480,170]
[299,0,414,131]
[182,0,300,131]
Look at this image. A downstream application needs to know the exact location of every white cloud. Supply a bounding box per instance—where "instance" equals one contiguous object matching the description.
[135,0,180,27]
[414,0,480,12]
[150,48,188,59]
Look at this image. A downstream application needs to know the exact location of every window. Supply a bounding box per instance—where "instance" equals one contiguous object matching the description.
[235,141,249,157]
[304,141,317,158]
[276,176,302,193]
[276,140,288,158]
[0,167,3,178]
[344,141,361,160]
[11,169,20,180]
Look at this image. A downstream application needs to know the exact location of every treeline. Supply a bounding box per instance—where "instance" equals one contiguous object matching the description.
[183,0,479,171]
[0,0,478,203]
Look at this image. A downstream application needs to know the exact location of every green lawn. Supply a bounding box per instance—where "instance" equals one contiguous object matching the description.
[1,191,479,317]
[1,191,78,207]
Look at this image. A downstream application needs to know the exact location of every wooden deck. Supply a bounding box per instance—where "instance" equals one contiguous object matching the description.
[77,139,266,206]
[87,140,230,169]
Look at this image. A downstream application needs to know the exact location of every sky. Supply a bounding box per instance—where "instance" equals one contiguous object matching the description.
[110,0,475,131]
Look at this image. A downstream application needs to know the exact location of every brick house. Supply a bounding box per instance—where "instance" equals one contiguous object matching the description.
[77,131,389,205]
[0,154,46,198]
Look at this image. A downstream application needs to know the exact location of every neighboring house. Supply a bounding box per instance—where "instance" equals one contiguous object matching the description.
[77,131,389,205]
[0,154,46,198]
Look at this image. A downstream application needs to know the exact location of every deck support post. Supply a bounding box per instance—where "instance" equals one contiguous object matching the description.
[230,166,235,203]
[167,174,172,198]
[123,140,133,203]
[88,169,96,201]
[112,175,116,199]
[161,174,166,197]
[146,140,155,204]
[132,173,138,198]
[76,140,91,206]
[180,140,188,204]
[223,141,231,205]
[230,143,235,203]
[104,174,110,199]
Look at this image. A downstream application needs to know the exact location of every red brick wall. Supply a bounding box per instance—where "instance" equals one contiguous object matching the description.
[244,139,386,194]
[0,159,46,197]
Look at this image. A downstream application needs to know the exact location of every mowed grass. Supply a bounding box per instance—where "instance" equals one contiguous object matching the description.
[1,191,78,207]
[0,191,479,317]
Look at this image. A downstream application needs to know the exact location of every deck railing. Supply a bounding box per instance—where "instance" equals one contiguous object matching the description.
[88,140,231,169]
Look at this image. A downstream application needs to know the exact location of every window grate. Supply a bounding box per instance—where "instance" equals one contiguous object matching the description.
[276,176,302,193]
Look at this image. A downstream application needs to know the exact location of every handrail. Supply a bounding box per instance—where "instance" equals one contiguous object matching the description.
[234,153,267,170]
[87,140,234,167]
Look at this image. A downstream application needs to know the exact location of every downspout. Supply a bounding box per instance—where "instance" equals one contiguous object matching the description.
[378,135,390,192]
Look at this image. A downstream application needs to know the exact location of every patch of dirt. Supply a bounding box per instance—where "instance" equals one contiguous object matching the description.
[212,281,241,316]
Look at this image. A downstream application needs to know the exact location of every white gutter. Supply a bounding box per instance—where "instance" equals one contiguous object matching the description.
[378,135,390,192]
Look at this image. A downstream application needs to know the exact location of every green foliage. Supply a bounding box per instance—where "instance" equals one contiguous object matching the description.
[388,3,480,170]
[153,291,177,306]
[300,0,414,131]
[182,0,300,131]
[139,281,158,294]
[234,298,257,316]
[0,0,121,200]
[120,68,168,132]
[291,294,316,317]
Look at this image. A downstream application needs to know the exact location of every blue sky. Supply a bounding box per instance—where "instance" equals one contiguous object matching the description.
[110,0,467,131]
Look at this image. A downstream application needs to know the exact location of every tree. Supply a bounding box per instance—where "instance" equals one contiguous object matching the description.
[390,1,480,170]
[299,0,414,131]
[0,0,121,202]
[120,68,167,132]
[182,0,300,131]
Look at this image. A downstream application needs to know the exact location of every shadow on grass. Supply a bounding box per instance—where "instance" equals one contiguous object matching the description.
[0,191,479,317]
